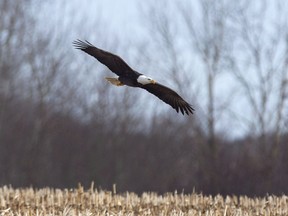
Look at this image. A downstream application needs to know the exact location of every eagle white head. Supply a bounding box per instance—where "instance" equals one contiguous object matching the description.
[137,75,156,85]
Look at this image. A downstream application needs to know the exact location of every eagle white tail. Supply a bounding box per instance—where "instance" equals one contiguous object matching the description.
[105,77,124,86]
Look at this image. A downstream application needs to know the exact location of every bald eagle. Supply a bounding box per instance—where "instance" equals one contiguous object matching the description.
[73,40,194,115]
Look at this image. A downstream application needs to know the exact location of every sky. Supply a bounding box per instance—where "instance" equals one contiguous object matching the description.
[96,0,140,32]
[72,0,143,40]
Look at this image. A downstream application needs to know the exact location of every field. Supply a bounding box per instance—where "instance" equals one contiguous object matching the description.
[0,184,287,215]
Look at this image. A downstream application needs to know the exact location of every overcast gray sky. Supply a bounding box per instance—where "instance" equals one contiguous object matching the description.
[37,0,288,139]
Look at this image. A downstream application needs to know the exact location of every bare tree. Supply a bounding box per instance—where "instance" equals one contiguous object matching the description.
[229,0,288,154]
[0,0,32,138]
[0,0,36,182]
[180,0,235,152]
[139,0,236,193]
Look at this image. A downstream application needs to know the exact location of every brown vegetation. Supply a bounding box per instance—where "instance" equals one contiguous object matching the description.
[0,185,287,215]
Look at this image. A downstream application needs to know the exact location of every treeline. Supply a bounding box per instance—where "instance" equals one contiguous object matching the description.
[1,93,288,196]
[0,0,287,196]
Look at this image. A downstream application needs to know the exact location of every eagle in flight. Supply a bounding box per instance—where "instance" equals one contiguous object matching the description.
[73,40,194,115]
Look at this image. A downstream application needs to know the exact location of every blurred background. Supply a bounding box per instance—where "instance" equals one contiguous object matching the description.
[0,0,288,196]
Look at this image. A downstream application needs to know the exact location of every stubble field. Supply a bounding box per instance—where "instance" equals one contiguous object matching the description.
[0,184,287,215]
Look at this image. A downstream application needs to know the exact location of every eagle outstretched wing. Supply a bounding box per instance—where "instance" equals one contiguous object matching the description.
[73,39,135,77]
[141,83,194,115]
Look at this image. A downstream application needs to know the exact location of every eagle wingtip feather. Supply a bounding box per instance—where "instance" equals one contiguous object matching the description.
[73,39,93,50]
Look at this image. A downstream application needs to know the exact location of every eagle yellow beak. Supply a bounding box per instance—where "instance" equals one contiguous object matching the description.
[152,80,156,84]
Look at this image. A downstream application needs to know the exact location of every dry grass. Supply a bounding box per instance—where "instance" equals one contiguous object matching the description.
[0,184,287,215]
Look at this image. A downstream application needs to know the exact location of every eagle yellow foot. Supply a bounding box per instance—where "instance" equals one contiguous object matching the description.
[105,77,124,86]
